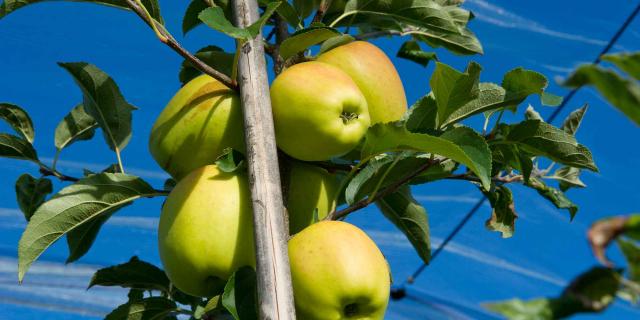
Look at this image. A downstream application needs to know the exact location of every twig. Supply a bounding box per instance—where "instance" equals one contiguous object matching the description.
[326,159,441,221]
[312,0,333,24]
[124,0,237,91]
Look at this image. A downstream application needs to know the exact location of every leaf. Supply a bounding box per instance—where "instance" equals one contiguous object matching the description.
[335,0,483,55]
[625,214,640,241]
[222,266,257,320]
[490,144,533,183]
[15,174,52,221]
[549,166,586,191]
[618,238,640,282]
[279,27,341,60]
[431,61,481,127]
[65,211,116,263]
[194,296,222,319]
[18,173,161,282]
[260,0,301,29]
[179,45,235,85]
[0,103,34,143]
[215,148,246,173]
[563,64,640,126]
[183,0,232,35]
[485,267,621,319]
[526,177,578,220]
[376,185,431,264]
[561,104,588,135]
[293,0,320,19]
[105,297,177,320]
[362,123,492,190]
[0,0,164,24]
[602,52,640,80]
[485,298,555,320]
[503,68,560,107]
[396,40,437,67]
[318,34,355,54]
[483,185,517,238]
[0,133,38,162]
[404,94,438,133]
[89,256,171,292]
[587,216,628,267]
[199,1,280,40]
[58,62,135,152]
[499,120,598,172]
[54,104,98,151]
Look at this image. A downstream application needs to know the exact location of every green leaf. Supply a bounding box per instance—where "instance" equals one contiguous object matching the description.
[279,27,341,60]
[179,45,235,85]
[293,0,320,19]
[490,144,533,183]
[438,83,505,127]
[485,298,555,320]
[222,266,258,320]
[0,0,164,24]
[15,174,52,221]
[66,211,116,263]
[549,166,586,191]
[625,214,640,241]
[376,185,431,264]
[503,68,560,107]
[18,173,162,282]
[404,94,438,133]
[0,103,34,143]
[194,296,222,319]
[362,123,492,190]
[602,52,640,80]
[483,185,517,238]
[564,64,640,126]
[618,238,640,282]
[183,0,232,35]
[0,133,38,162]
[199,1,280,40]
[215,148,246,173]
[89,256,171,292]
[561,104,588,135]
[499,120,598,172]
[335,0,483,55]
[260,0,301,29]
[58,62,135,152]
[318,34,355,54]
[54,104,98,152]
[431,62,481,127]
[396,40,437,67]
[105,297,177,320]
[526,177,578,220]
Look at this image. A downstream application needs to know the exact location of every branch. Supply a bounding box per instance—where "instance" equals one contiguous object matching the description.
[312,0,333,24]
[124,0,238,91]
[326,158,441,221]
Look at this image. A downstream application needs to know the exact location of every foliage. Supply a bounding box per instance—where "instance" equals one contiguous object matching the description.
[0,0,615,318]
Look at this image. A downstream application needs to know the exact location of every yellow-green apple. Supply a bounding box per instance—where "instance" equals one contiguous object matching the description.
[286,162,340,234]
[317,41,408,124]
[158,165,254,297]
[288,221,391,319]
[270,61,370,161]
[149,74,245,180]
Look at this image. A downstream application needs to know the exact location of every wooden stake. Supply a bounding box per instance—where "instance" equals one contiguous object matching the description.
[232,1,296,319]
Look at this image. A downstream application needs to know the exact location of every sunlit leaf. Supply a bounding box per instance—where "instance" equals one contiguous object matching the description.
[279,26,341,59]
[0,103,34,143]
[54,104,98,152]
[105,297,177,320]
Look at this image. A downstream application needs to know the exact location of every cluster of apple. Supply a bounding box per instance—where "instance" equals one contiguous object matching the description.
[148,41,407,319]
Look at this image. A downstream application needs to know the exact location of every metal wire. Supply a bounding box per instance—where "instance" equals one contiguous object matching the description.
[391,1,640,300]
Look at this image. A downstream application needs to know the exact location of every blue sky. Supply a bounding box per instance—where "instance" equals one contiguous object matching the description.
[1,0,640,319]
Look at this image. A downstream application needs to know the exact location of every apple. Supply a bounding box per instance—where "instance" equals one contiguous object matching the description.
[270,61,370,161]
[286,162,340,234]
[149,74,245,180]
[288,221,391,319]
[158,165,255,297]
[317,41,408,124]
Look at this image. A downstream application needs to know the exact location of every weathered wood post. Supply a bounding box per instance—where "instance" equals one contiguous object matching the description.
[232,1,297,319]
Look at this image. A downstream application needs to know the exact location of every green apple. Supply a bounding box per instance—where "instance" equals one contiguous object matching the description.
[270,61,370,161]
[317,41,408,124]
[286,162,340,234]
[158,165,255,297]
[288,221,391,319]
[149,74,245,180]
